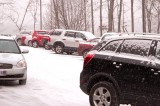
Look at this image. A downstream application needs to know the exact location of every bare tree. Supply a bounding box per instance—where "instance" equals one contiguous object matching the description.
[7,0,31,31]
[91,0,94,34]
[131,0,134,32]
[142,0,146,33]
[29,0,39,30]
[108,0,115,32]
[100,0,102,36]
[118,0,123,32]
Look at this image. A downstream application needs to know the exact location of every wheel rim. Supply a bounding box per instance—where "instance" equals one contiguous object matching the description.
[45,44,49,49]
[33,41,37,47]
[56,46,62,53]
[93,87,111,106]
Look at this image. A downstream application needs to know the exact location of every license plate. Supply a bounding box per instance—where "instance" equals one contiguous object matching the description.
[0,70,6,76]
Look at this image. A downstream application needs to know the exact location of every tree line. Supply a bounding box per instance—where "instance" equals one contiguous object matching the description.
[1,0,160,35]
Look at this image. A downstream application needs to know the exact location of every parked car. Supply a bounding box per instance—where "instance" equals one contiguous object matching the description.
[31,30,50,48]
[21,34,32,46]
[15,30,31,45]
[47,29,96,54]
[80,34,160,106]
[77,38,100,58]
[0,36,28,85]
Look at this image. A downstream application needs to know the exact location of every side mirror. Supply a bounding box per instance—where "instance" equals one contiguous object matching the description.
[22,49,29,54]
[83,37,87,41]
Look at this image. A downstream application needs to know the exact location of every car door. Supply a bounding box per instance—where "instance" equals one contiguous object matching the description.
[146,40,160,104]
[114,39,153,101]
[63,31,76,48]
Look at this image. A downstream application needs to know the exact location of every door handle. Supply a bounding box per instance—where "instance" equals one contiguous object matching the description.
[62,39,66,40]
[75,40,79,42]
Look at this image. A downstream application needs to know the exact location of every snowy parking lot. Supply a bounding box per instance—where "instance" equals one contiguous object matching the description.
[0,46,129,106]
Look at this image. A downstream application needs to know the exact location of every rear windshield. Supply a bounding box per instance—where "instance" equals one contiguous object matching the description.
[0,40,20,54]
[37,31,48,35]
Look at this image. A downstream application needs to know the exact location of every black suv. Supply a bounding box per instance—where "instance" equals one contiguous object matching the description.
[80,35,160,106]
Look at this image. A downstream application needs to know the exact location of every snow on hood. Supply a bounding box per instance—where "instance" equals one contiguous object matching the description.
[0,53,24,65]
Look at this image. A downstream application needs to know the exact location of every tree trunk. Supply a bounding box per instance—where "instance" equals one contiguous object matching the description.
[118,0,123,32]
[91,0,94,34]
[142,0,146,33]
[131,0,134,32]
[108,0,115,32]
[100,0,102,36]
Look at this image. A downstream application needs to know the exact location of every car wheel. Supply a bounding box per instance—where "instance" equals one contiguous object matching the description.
[17,39,21,46]
[89,81,119,106]
[19,79,27,85]
[32,41,38,48]
[54,45,64,54]
[83,50,89,58]
[28,41,32,47]
[44,41,50,50]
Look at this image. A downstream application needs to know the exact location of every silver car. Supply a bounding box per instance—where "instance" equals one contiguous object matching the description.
[0,36,28,85]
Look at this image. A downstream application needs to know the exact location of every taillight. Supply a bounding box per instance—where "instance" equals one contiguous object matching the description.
[83,53,94,67]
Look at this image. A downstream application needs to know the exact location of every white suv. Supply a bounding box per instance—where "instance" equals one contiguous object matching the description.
[47,29,96,54]
[0,36,28,85]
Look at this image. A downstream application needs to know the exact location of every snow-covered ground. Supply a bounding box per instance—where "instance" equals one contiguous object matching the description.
[0,46,129,106]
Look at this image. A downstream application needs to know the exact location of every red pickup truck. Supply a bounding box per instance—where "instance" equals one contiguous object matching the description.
[31,30,50,48]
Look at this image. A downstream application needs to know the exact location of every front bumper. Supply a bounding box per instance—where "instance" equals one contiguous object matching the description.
[0,66,27,80]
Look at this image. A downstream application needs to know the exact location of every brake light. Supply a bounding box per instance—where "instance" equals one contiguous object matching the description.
[83,53,94,67]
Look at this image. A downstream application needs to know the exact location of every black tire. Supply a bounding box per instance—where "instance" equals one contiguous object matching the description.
[28,41,32,47]
[89,81,119,106]
[83,50,89,58]
[17,39,21,46]
[32,41,38,48]
[44,41,50,50]
[19,79,27,85]
[54,44,64,54]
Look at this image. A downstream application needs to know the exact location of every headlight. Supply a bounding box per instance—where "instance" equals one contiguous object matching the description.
[16,60,27,68]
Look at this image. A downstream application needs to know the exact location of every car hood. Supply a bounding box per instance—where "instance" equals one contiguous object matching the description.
[0,53,24,65]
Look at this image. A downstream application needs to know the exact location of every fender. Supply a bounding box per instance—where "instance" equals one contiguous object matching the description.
[53,41,65,48]
[88,72,120,95]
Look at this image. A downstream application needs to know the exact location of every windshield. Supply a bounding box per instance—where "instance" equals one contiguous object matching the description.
[37,31,48,35]
[0,40,20,54]
[83,32,96,39]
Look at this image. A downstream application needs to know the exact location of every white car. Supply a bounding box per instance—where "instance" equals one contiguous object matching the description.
[0,36,28,85]
[47,29,96,54]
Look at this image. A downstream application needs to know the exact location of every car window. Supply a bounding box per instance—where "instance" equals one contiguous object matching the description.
[156,41,160,59]
[51,31,62,36]
[37,31,48,35]
[64,32,75,38]
[101,40,123,52]
[0,40,20,54]
[120,39,152,56]
[75,32,85,39]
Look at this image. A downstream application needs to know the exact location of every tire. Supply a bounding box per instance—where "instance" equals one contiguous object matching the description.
[44,41,50,50]
[32,41,38,48]
[54,44,64,54]
[83,50,89,58]
[17,39,21,46]
[89,81,119,106]
[19,79,27,85]
[28,41,32,47]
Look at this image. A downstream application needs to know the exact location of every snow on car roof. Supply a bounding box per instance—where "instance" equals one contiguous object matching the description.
[0,35,14,40]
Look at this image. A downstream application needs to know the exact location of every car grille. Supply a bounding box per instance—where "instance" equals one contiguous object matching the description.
[0,74,24,78]
[0,63,13,69]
